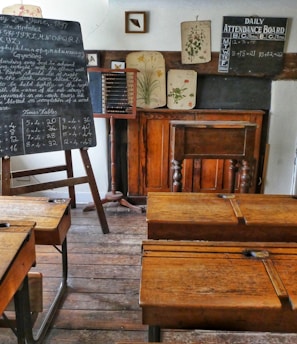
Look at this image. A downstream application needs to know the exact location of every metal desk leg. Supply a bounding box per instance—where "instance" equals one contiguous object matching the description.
[22,238,68,344]
[148,325,161,342]
[14,275,31,344]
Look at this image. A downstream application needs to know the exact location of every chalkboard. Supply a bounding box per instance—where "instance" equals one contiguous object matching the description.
[196,75,271,110]
[89,71,102,114]
[218,16,288,75]
[0,15,96,157]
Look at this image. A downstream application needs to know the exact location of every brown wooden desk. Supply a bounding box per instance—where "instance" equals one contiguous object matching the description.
[140,240,297,342]
[147,192,297,242]
[0,223,36,344]
[0,196,71,343]
[170,120,257,193]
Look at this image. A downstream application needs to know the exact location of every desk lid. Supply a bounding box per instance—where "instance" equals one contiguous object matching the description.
[0,196,71,230]
[141,241,297,310]
[147,192,297,226]
[147,192,238,225]
[0,225,35,283]
[235,194,297,226]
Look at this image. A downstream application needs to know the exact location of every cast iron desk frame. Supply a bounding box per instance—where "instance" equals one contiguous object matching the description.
[0,224,36,344]
[0,196,71,343]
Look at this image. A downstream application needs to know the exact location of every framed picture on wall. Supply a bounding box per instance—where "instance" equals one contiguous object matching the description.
[125,11,147,33]
[85,51,100,67]
[111,61,125,70]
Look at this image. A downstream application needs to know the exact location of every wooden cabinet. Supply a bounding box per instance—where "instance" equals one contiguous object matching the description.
[127,109,265,199]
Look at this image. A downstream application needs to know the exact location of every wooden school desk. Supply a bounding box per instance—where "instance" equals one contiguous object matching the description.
[170,120,257,193]
[140,240,297,342]
[0,196,71,343]
[0,222,36,344]
[147,192,297,242]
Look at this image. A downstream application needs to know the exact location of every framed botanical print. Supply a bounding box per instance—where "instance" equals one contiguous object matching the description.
[181,20,211,64]
[125,11,147,33]
[126,51,166,108]
[167,69,197,109]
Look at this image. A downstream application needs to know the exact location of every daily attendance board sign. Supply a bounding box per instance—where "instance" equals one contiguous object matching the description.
[219,16,288,75]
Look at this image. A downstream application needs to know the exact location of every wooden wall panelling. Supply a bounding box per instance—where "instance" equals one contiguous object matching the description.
[100,51,297,79]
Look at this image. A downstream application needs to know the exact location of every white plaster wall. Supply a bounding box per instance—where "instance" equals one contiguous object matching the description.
[1,0,297,200]
[264,81,297,194]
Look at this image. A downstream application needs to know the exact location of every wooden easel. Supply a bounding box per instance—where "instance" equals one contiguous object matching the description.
[0,16,109,234]
[1,148,109,234]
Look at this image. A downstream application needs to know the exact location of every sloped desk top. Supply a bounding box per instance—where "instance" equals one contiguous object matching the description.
[147,192,297,241]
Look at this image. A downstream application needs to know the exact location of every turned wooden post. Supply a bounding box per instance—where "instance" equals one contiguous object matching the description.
[172,159,183,192]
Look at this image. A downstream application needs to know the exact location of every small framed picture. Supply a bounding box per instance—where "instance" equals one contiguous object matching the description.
[125,11,147,33]
[111,61,125,70]
[85,51,100,67]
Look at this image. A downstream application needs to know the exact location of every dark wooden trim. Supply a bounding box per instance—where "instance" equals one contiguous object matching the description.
[99,50,297,80]
[277,53,297,80]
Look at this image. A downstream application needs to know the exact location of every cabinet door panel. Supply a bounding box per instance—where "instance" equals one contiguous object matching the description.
[141,113,195,193]
[127,119,141,195]
[176,155,224,193]
[200,159,223,192]
[145,118,170,191]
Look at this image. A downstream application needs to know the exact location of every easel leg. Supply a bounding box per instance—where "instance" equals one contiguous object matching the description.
[2,156,12,195]
[80,148,109,234]
[65,150,76,208]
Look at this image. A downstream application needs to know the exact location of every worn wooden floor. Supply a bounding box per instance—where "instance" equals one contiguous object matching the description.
[1,203,297,343]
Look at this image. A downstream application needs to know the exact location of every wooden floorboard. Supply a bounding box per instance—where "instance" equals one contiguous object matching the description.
[2,204,297,343]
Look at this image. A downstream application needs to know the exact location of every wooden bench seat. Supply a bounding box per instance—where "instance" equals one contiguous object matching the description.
[140,240,297,342]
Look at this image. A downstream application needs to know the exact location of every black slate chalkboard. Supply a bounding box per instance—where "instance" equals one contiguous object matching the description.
[0,15,96,157]
[196,75,271,110]
[219,16,288,75]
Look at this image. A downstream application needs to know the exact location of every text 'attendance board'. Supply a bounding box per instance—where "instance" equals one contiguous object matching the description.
[219,16,288,75]
[0,15,96,157]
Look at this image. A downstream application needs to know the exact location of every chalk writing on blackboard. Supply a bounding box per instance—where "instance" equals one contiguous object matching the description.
[218,16,288,74]
[0,15,96,157]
